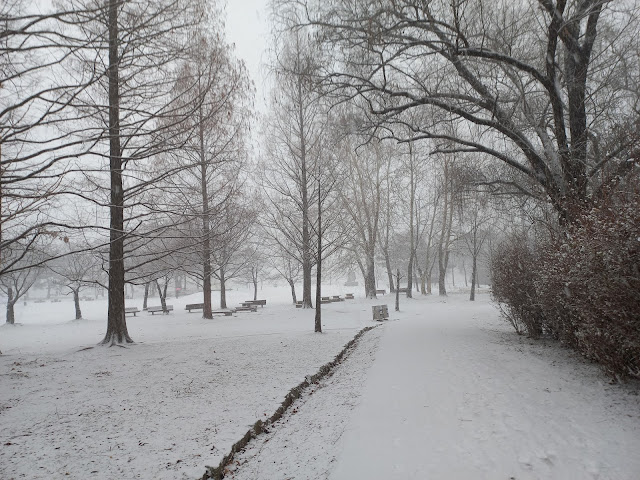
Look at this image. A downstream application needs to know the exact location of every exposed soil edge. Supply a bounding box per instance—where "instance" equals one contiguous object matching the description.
[200,324,381,480]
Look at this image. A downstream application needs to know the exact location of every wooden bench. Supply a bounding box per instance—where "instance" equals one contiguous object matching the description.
[147,305,173,315]
[235,305,257,312]
[331,295,344,302]
[345,293,354,300]
[375,289,386,295]
[185,303,204,313]
[295,300,303,308]
[244,299,267,307]
[320,296,332,304]
[212,309,233,317]
[125,307,140,316]
[398,287,408,293]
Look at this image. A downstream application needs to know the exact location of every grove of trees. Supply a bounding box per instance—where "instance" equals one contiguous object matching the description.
[2,0,638,379]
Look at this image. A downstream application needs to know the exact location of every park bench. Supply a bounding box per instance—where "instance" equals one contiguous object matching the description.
[147,305,173,315]
[320,296,332,304]
[244,299,267,307]
[295,300,303,308]
[375,289,386,295]
[398,287,408,293]
[345,293,354,300]
[212,309,234,317]
[331,295,344,302]
[125,307,140,316]
[185,303,204,313]
[235,305,258,312]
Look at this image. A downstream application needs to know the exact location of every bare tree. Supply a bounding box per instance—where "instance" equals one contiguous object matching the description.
[338,131,386,298]
[1,1,104,276]
[296,0,640,221]
[157,32,252,318]
[63,0,205,344]
[212,196,257,309]
[0,250,41,324]
[262,25,326,309]
[48,247,101,319]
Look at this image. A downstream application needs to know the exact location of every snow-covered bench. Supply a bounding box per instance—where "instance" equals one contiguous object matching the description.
[185,303,204,312]
[235,305,258,312]
[345,293,354,300]
[244,299,267,307]
[147,305,173,315]
[125,307,140,316]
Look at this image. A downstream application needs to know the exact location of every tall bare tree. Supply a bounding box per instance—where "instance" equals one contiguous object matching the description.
[64,0,204,344]
[262,26,326,308]
[296,0,640,221]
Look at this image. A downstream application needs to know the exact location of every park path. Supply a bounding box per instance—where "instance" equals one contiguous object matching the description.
[230,297,640,480]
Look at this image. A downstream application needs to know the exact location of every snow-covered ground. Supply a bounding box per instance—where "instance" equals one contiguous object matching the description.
[228,295,640,480]
[0,284,373,479]
[2,288,639,480]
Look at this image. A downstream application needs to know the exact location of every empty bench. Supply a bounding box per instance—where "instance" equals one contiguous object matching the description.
[235,305,257,312]
[244,299,266,307]
[147,305,173,315]
[345,293,354,300]
[212,310,234,317]
[185,303,204,313]
[125,307,140,316]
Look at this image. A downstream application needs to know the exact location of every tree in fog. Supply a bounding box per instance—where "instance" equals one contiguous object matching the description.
[0,1,103,276]
[48,247,101,320]
[159,32,252,318]
[295,0,640,221]
[262,25,326,309]
[212,194,257,309]
[338,131,387,299]
[65,0,204,344]
[0,249,42,324]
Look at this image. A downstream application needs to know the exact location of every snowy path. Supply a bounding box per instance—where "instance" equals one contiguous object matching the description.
[230,296,640,480]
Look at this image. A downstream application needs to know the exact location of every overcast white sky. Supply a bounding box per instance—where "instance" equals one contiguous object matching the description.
[224,0,271,111]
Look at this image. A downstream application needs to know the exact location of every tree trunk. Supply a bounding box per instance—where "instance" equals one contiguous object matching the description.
[463,261,468,287]
[315,172,322,333]
[395,269,400,312]
[365,248,376,299]
[155,280,167,312]
[288,278,297,304]
[252,267,258,301]
[298,77,313,310]
[418,267,427,295]
[6,287,14,324]
[73,288,82,320]
[102,0,132,345]
[407,149,415,299]
[143,282,149,310]
[384,249,395,293]
[470,253,477,301]
[199,101,213,320]
[220,267,227,309]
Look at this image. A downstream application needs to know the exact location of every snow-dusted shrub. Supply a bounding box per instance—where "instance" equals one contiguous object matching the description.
[536,194,640,379]
[490,233,546,338]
